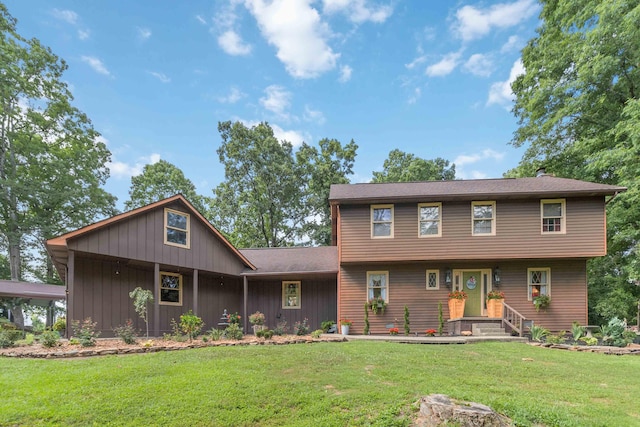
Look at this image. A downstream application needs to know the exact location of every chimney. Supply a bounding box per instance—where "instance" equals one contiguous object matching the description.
[536,167,547,177]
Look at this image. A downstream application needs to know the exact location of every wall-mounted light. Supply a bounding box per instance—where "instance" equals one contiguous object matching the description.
[444,268,452,288]
[115,260,120,275]
[493,266,501,286]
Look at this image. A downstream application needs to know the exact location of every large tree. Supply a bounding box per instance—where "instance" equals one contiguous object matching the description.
[371,149,455,183]
[125,159,210,214]
[0,4,116,289]
[509,0,640,323]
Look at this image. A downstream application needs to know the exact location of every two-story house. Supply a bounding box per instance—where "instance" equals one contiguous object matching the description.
[329,174,625,334]
[46,174,624,337]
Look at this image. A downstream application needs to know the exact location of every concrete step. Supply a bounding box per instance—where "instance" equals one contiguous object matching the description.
[472,323,510,337]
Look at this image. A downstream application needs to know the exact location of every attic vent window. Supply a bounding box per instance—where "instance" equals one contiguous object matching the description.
[164,208,190,248]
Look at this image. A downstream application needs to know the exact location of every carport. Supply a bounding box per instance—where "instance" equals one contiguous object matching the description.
[0,280,66,327]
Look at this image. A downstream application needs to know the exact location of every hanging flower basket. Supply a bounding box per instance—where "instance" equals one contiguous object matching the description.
[367,296,387,314]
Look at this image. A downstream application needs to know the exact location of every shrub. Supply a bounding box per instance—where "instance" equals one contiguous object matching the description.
[224,323,243,340]
[293,318,310,336]
[208,328,224,341]
[71,318,101,347]
[321,320,335,333]
[571,321,586,342]
[578,336,598,346]
[179,310,204,342]
[601,317,633,347]
[40,330,61,348]
[273,319,289,336]
[249,311,265,325]
[228,312,241,325]
[256,329,274,339]
[438,302,444,336]
[404,305,410,336]
[546,331,567,344]
[0,329,22,348]
[529,324,549,342]
[311,329,323,338]
[363,302,370,335]
[113,319,137,344]
[52,317,66,333]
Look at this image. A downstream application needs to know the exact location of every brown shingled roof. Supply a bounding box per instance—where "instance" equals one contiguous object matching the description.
[329,176,626,204]
[240,246,338,276]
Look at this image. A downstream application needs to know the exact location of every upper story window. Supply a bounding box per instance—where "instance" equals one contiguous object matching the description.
[471,201,496,236]
[282,281,301,309]
[528,268,550,300]
[418,203,442,237]
[426,269,439,290]
[164,208,190,248]
[371,205,393,238]
[541,199,565,234]
[367,271,389,301]
[159,272,182,306]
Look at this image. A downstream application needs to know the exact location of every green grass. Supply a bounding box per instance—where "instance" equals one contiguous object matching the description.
[1,341,639,426]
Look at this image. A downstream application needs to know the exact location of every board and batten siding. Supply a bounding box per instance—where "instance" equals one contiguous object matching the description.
[339,259,587,334]
[67,201,247,276]
[338,197,606,263]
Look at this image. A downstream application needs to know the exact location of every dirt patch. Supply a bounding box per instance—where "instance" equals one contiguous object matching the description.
[0,334,346,359]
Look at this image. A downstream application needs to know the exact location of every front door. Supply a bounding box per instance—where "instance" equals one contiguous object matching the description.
[454,269,491,316]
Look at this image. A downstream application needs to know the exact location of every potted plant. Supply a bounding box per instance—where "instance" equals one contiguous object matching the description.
[367,296,387,314]
[339,319,352,335]
[448,290,467,319]
[533,294,550,312]
[389,327,399,335]
[249,311,266,335]
[425,329,437,337]
[486,290,505,318]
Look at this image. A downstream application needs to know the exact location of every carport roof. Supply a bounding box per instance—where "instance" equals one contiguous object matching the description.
[0,280,66,300]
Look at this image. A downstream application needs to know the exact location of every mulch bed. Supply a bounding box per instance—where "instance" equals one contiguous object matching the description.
[0,334,347,359]
[529,341,640,355]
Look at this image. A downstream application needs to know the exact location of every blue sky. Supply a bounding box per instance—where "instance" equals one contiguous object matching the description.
[5,0,540,210]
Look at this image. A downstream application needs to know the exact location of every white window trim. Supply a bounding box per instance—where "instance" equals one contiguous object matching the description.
[471,201,496,236]
[418,203,442,238]
[366,271,389,302]
[541,199,566,235]
[371,204,394,239]
[159,271,183,306]
[426,269,440,290]
[282,281,301,309]
[527,268,551,301]
[164,208,191,249]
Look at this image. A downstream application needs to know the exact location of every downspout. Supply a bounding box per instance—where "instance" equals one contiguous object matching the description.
[243,276,248,333]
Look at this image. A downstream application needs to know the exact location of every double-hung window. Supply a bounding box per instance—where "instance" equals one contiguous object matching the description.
[472,201,496,235]
[367,271,389,301]
[164,208,190,248]
[282,281,301,309]
[419,203,442,237]
[541,199,565,234]
[371,205,393,238]
[527,268,550,300]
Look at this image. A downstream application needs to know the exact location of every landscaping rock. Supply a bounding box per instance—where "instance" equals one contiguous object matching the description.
[414,394,512,427]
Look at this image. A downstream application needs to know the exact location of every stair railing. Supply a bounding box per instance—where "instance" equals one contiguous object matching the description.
[502,302,528,337]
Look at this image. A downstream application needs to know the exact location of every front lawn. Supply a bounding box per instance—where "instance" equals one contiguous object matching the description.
[1,341,639,426]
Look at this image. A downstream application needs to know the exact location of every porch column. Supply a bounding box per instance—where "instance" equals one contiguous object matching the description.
[243,276,248,333]
[66,250,75,338]
[154,263,160,336]
[193,269,199,315]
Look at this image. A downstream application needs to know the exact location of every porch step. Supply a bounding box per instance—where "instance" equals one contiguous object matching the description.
[472,323,511,337]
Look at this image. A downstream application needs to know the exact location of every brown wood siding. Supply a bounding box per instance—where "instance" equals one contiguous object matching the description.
[339,259,587,334]
[68,201,246,276]
[197,275,243,332]
[247,277,337,331]
[339,197,606,262]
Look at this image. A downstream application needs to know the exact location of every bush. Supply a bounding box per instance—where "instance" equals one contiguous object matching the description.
[546,331,567,344]
[321,320,335,333]
[179,310,204,341]
[71,318,101,347]
[293,318,310,336]
[52,317,66,333]
[40,330,61,348]
[0,329,22,348]
[208,328,224,341]
[311,329,323,338]
[224,323,243,340]
[578,336,598,346]
[256,329,273,339]
[273,319,289,336]
[113,319,137,344]
[164,319,187,342]
[571,321,587,342]
[529,324,549,342]
[601,317,633,347]
[249,311,265,325]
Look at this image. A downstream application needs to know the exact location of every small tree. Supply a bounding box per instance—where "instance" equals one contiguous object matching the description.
[129,287,153,337]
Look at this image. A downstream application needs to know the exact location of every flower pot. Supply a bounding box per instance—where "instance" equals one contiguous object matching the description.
[341,325,350,335]
[448,299,465,319]
[487,299,504,318]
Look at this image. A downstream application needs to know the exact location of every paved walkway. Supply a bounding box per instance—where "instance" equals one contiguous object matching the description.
[340,334,529,344]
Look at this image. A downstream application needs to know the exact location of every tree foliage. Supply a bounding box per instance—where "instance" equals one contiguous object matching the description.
[124,159,210,214]
[0,4,116,286]
[510,0,640,323]
[371,149,455,183]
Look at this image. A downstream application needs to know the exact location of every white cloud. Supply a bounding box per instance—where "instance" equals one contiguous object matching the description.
[271,124,308,147]
[303,105,326,125]
[407,87,421,105]
[81,56,112,77]
[454,149,505,179]
[501,35,521,53]
[322,0,393,23]
[218,30,252,56]
[425,52,461,77]
[452,0,538,41]
[148,71,171,83]
[487,59,524,107]
[463,53,494,77]
[405,55,427,70]
[339,65,352,82]
[260,85,292,118]
[245,0,339,79]
[78,29,90,40]
[195,15,207,25]
[108,153,161,179]
[137,27,152,40]
[52,9,78,25]
[218,87,246,104]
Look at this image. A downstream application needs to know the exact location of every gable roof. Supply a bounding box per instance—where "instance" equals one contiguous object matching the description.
[329,176,626,204]
[240,246,338,276]
[47,195,255,280]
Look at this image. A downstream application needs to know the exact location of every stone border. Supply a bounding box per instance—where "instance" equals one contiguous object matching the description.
[529,342,640,355]
[0,336,347,359]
